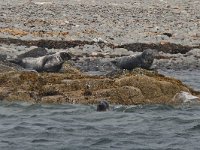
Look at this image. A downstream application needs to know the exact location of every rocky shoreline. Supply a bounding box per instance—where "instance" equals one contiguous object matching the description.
[0,68,199,105]
[0,0,200,105]
[0,0,200,46]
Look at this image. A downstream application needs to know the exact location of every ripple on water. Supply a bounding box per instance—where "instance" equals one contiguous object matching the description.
[0,101,200,150]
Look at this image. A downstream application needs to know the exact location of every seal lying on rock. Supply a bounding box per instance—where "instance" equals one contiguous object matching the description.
[9,51,71,72]
[97,100,110,111]
[112,49,157,70]
[17,47,48,59]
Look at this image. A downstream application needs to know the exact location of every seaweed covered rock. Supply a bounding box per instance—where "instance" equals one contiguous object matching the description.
[0,67,199,105]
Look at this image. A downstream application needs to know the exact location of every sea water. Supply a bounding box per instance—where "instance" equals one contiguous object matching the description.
[0,70,200,150]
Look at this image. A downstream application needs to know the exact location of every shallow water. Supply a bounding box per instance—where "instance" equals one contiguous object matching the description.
[0,70,200,150]
[0,102,200,150]
[159,69,200,91]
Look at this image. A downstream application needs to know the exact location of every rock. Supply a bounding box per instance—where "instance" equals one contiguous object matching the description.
[186,49,200,57]
[0,54,7,61]
[0,0,200,47]
[172,91,200,104]
[0,68,198,105]
[111,48,132,57]
[82,44,102,53]
[163,32,173,37]
[154,50,200,70]
[92,38,107,43]
[0,60,25,72]
[74,57,117,74]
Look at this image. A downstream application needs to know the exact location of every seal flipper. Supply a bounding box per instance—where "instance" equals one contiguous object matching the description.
[8,58,23,66]
[34,56,49,72]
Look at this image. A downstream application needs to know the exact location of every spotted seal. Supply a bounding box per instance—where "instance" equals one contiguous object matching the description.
[9,51,71,72]
[17,47,48,59]
[97,100,109,111]
[112,49,157,70]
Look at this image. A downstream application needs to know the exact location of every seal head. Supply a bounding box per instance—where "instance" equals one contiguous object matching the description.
[97,100,109,111]
[59,51,72,61]
[139,49,156,69]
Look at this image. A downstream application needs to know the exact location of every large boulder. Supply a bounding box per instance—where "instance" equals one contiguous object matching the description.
[0,67,199,105]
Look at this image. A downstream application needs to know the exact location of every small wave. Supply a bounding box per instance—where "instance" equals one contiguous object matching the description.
[50,110,76,116]
[189,124,200,130]
[32,123,48,127]
[45,126,75,133]
[91,138,113,146]
[31,139,49,143]
[156,116,200,125]
[113,104,175,113]
[80,125,98,131]
[1,101,35,108]
[0,114,17,119]
[13,126,32,131]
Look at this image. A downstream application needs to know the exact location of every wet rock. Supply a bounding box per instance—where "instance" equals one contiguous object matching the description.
[92,38,107,43]
[74,57,118,74]
[41,95,67,104]
[0,0,199,105]
[163,33,173,38]
[186,49,200,57]
[172,91,200,105]
[156,35,170,41]
[68,47,84,57]
[82,44,102,53]
[0,60,25,72]
[0,68,198,105]
[111,48,133,57]
[0,54,7,61]
[154,49,200,70]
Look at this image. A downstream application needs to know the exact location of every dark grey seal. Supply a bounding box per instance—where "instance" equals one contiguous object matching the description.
[9,51,71,72]
[97,100,109,112]
[17,47,48,59]
[112,49,157,70]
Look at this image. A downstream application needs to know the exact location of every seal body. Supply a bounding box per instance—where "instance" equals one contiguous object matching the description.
[97,100,109,111]
[112,49,157,70]
[10,51,71,72]
[17,47,48,59]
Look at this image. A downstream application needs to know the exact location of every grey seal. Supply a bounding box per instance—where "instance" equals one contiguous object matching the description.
[97,100,109,111]
[9,51,71,72]
[112,49,157,70]
[17,47,48,59]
